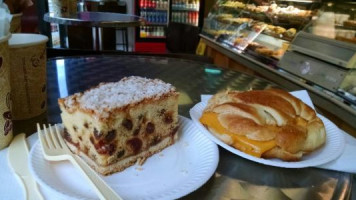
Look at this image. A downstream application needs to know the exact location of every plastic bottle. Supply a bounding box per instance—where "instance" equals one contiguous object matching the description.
[160,27,165,36]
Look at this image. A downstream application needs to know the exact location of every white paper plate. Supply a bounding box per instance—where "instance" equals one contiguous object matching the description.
[190,101,345,168]
[29,116,219,200]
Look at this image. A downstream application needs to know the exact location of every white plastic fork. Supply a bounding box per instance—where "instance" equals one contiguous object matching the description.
[37,123,123,200]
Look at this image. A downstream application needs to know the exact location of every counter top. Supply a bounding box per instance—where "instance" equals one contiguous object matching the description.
[11,55,354,200]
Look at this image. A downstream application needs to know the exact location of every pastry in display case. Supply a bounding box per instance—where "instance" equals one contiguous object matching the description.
[201,0,320,62]
[304,2,356,44]
[277,2,356,106]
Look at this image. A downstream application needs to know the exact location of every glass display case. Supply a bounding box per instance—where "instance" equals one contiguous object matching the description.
[201,0,356,108]
[279,2,356,106]
[201,0,321,61]
[305,2,356,44]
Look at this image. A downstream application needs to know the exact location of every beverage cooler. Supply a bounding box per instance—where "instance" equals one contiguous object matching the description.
[135,0,204,53]
[167,0,205,53]
[171,0,200,26]
[135,0,170,52]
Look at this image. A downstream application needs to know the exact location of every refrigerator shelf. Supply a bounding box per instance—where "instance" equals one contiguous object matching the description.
[171,6,199,12]
[145,23,168,26]
[141,36,167,39]
[140,7,169,11]
[170,21,198,27]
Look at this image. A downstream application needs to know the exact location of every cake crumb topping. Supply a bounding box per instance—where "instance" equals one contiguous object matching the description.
[63,76,176,116]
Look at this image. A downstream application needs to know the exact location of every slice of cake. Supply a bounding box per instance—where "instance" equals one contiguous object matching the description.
[58,76,179,175]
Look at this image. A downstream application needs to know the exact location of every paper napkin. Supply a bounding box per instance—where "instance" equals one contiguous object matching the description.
[201,90,356,174]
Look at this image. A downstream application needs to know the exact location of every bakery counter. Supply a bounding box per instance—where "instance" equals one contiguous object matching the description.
[7,54,353,200]
[200,34,356,135]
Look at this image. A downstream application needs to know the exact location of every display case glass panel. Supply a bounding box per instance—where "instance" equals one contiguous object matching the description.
[303,2,356,45]
[202,0,320,60]
[201,0,356,106]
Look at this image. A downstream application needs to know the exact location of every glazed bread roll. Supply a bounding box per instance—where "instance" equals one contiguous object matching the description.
[200,89,326,161]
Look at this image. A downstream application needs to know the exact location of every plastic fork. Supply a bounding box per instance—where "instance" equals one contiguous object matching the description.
[37,124,123,200]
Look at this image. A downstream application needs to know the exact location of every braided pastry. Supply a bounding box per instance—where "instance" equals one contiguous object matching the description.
[200,89,326,161]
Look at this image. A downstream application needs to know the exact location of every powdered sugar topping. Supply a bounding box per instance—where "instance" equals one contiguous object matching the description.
[65,76,176,116]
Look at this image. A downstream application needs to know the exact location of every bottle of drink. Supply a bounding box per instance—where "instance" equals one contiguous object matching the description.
[186,12,189,24]
[156,11,160,23]
[151,26,155,37]
[159,0,163,9]
[177,12,181,23]
[161,12,163,23]
[158,11,162,23]
[192,12,195,25]
[154,11,157,23]
[149,12,153,22]
[192,12,195,26]
[193,12,196,26]
[158,27,161,37]
[158,11,161,23]
[156,0,160,9]
[185,12,190,24]
[143,26,146,37]
[161,27,165,36]
[154,27,159,37]
[181,12,184,23]
[163,11,167,23]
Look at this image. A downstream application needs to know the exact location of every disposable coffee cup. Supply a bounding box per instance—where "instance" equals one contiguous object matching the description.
[0,34,13,150]
[9,33,49,120]
[51,0,78,17]
[10,13,22,33]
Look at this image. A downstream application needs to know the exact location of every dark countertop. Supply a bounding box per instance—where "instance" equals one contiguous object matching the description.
[13,55,353,200]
